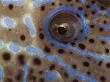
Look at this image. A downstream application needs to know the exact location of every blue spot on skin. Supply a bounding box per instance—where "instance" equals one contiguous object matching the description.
[0,66,4,81]
[2,17,16,28]
[12,0,24,6]
[1,0,11,6]
[0,40,4,49]
[103,25,110,30]
[32,0,54,7]
[24,64,29,82]
[1,0,24,6]
[26,46,46,57]
[24,16,36,38]
[8,42,20,53]
[44,71,61,80]
[80,0,87,3]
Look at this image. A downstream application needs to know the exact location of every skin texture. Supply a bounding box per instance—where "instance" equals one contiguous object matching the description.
[0,0,110,82]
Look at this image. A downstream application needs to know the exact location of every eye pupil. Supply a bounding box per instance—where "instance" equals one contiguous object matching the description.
[57,26,67,35]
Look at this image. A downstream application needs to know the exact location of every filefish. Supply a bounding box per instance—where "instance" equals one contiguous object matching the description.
[0,0,110,82]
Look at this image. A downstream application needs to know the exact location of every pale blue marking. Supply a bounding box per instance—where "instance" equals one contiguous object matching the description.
[1,0,24,6]
[46,55,60,61]
[105,10,110,16]
[24,16,36,38]
[26,47,46,57]
[103,25,110,30]
[100,36,110,44]
[1,0,11,6]
[96,10,107,14]
[0,40,4,49]
[0,66,4,81]
[26,47,97,82]
[32,0,54,7]
[93,16,98,22]
[8,42,20,53]
[91,4,97,9]
[80,0,87,3]
[24,64,29,82]
[12,0,24,6]
[44,71,61,80]
[3,17,15,28]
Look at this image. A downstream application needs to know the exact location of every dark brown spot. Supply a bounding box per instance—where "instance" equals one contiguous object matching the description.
[38,70,43,75]
[87,71,91,75]
[58,49,65,54]
[5,77,13,82]
[39,33,44,40]
[2,52,11,61]
[100,76,106,82]
[91,10,96,14]
[33,57,42,65]
[99,27,104,32]
[83,61,90,67]
[105,48,109,54]
[8,4,14,10]
[51,2,55,6]
[86,5,90,8]
[91,0,95,4]
[90,24,95,28]
[44,46,51,53]
[72,79,78,82]
[66,0,72,2]
[39,78,44,82]
[101,41,106,44]
[78,43,86,50]
[30,76,37,81]
[106,62,110,68]
[78,6,83,10]
[49,64,56,70]
[98,61,103,66]
[89,39,95,43]
[17,54,25,65]
[20,34,26,41]
[40,6,45,11]
[72,64,77,69]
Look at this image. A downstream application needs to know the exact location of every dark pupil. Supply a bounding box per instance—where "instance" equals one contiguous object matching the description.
[57,26,67,35]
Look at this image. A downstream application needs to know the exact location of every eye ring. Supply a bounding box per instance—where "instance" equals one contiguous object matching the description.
[45,6,89,43]
[49,10,83,42]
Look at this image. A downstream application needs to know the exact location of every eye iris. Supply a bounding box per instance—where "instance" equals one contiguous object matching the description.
[49,10,83,42]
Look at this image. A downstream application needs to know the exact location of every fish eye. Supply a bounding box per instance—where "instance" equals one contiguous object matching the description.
[49,10,83,43]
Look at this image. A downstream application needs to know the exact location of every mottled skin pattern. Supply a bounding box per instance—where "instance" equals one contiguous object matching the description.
[0,0,110,82]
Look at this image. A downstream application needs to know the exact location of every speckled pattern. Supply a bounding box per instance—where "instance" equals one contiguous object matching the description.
[0,0,110,82]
